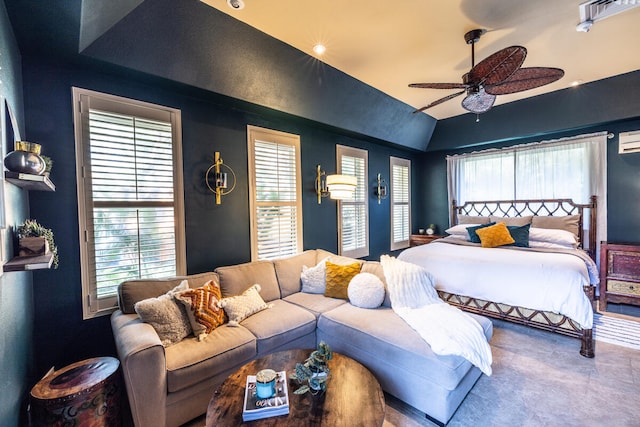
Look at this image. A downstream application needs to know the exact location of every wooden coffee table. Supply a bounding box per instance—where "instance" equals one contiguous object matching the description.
[206,349,385,426]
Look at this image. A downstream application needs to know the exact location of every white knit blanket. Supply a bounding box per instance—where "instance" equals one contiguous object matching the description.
[381,255,493,376]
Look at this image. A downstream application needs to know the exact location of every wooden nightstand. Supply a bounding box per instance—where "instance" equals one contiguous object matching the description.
[599,242,640,312]
[409,234,444,247]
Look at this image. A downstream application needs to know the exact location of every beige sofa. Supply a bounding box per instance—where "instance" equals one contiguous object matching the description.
[111,249,493,427]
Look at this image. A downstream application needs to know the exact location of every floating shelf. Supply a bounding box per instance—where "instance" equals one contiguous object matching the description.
[5,171,55,191]
[3,253,53,272]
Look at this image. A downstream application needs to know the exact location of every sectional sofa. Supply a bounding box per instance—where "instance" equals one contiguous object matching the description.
[111,249,493,427]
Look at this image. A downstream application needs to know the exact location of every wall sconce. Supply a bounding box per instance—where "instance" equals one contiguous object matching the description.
[316,164,357,204]
[205,152,236,204]
[374,173,388,204]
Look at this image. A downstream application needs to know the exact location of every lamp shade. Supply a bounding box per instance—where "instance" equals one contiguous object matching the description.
[326,174,357,200]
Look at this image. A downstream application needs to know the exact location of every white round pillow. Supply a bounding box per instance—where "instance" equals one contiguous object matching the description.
[347,273,385,309]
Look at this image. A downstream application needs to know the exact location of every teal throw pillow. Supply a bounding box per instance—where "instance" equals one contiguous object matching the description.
[508,223,531,248]
[467,222,496,243]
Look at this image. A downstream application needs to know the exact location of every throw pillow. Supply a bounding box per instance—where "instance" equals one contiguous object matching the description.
[174,279,226,341]
[219,284,271,326]
[475,222,515,248]
[457,215,490,225]
[348,273,385,309]
[324,261,362,300]
[507,223,531,248]
[466,222,496,243]
[300,257,329,294]
[489,215,533,226]
[134,281,192,347]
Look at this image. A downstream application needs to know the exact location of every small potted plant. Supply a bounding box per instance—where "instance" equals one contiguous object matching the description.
[289,341,332,395]
[41,155,53,177]
[17,219,59,269]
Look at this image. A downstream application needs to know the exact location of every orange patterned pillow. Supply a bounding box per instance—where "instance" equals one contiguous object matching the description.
[175,280,226,341]
[324,261,362,300]
[475,222,515,248]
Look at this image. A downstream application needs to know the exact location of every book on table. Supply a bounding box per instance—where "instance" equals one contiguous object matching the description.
[242,370,289,421]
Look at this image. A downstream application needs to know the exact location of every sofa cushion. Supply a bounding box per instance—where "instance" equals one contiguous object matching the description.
[239,299,316,354]
[219,284,271,326]
[348,273,385,309]
[360,261,391,307]
[283,292,347,317]
[165,324,256,393]
[174,280,226,341]
[134,281,192,347]
[118,272,219,314]
[317,304,493,391]
[216,260,281,302]
[273,250,319,297]
[324,261,362,299]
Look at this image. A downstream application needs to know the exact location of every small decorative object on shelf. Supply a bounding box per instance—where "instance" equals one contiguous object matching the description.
[426,224,436,235]
[17,219,59,269]
[289,341,332,395]
[4,141,46,175]
[242,370,289,422]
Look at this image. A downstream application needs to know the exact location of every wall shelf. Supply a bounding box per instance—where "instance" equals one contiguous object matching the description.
[5,171,55,191]
[3,253,53,272]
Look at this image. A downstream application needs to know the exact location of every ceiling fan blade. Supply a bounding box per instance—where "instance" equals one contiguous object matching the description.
[485,67,565,95]
[409,83,468,90]
[413,90,466,113]
[461,89,496,114]
[468,46,527,86]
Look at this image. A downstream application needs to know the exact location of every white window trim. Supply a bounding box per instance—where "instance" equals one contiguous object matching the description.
[336,145,369,258]
[247,125,303,261]
[73,87,186,319]
[390,156,411,251]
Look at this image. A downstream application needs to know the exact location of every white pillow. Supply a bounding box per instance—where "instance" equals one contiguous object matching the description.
[528,227,578,248]
[445,224,472,237]
[348,273,385,309]
[218,284,271,326]
[301,257,329,293]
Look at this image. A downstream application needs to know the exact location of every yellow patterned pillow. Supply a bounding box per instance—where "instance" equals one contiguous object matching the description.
[324,261,362,299]
[475,222,515,248]
[175,280,227,341]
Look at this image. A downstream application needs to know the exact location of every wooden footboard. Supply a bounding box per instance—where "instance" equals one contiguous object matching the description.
[438,287,595,358]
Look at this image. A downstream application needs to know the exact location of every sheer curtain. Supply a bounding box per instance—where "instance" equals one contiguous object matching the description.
[447,132,608,246]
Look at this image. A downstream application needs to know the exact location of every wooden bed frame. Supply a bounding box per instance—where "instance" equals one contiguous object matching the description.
[443,196,597,358]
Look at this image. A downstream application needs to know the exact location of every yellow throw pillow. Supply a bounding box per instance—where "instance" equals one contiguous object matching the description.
[475,222,515,248]
[324,261,362,299]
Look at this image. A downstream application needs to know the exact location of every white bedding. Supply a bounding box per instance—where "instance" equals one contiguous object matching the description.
[398,240,596,329]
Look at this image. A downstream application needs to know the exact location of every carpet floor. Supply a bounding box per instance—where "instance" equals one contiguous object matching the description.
[183,317,640,427]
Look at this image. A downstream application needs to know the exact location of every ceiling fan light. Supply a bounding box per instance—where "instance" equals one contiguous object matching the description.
[461,89,496,114]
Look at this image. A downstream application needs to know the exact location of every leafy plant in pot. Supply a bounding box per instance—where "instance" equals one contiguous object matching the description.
[17,219,59,269]
[289,341,332,395]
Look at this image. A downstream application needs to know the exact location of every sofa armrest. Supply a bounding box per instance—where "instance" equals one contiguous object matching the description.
[111,310,168,427]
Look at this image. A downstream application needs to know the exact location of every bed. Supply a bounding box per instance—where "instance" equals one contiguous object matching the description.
[398,197,598,358]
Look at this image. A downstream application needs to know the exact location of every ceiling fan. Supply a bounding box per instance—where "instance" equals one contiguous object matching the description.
[410,29,564,115]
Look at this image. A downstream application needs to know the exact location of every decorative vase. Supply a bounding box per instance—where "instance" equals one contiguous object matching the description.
[4,149,46,175]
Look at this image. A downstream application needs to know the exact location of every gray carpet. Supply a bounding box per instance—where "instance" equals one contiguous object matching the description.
[184,317,640,426]
[594,312,640,350]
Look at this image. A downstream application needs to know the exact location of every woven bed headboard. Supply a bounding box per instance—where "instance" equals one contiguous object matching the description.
[451,196,597,259]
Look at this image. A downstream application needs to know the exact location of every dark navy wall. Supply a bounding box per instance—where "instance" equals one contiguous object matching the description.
[22,56,420,376]
[0,1,33,425]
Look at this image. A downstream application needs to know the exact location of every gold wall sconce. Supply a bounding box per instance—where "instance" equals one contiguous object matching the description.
[206,152,236,204]
[316,164,357,204]
[374,173,388,204]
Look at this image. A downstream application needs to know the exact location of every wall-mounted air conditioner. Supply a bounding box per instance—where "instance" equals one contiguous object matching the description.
[618,130,640,154]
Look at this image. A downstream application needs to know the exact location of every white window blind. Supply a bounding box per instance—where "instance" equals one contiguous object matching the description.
[73,88,186,319]
[337,145,368,258]
[248,126,302,260]
[390,157,411,250]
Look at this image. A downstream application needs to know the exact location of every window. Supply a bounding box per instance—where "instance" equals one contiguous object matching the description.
[390,157,411,250]
[447,132,608,245]
[247,126,302,260]
[73,88,186,319]
[337,145,368,258]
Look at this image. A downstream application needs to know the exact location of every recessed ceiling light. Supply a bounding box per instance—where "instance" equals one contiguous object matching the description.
[313,44,326,55]
[571,80,584,87]
[227,0,244,10]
